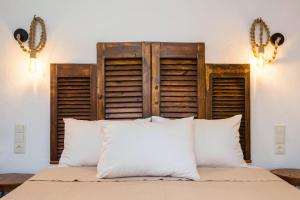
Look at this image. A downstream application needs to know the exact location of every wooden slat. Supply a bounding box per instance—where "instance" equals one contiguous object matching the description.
[50,64,58,164]
[160,70,197,76]
[160,107,198,113]
[160,96,197,102]
[58,101,91,105]
[106,70,142,76]
[160,59,197,65]
[58,85,90,90]
[160,102,198,107]
[106,65,142,71]
[57,65,91,77]
[97,43,105,119]
[160,43,198,58]
[106,86,142,92]
[160,80,197,86]
[58,98,91,101]
[106,107,142,113]
[142,42,151,117]
[57,93,90,97]
[105,113,143,119]
[151,42,160,116]
[160,113,197,118]
[105,102,143,108]
[161,91,197,97]
[197,43,206,118]
[105,92,142,97]
[160,86,197,92]
[104,43,142,58]
[160,65,197,70]
[105,76,142,81]
[105,81,142,87]
[105,97,143,103]
[56,90,90,94]
[160,76,197,81]
[57,105,91,109]
[105,59,142,65]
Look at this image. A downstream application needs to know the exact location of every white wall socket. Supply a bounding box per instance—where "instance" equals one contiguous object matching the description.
[275,144,285,155]
[15,124,25,133]
[14,142,25,154]
[274,124,286,155]
[14,124,25,154]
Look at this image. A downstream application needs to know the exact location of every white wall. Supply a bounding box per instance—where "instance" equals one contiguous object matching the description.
[0,0,299,173]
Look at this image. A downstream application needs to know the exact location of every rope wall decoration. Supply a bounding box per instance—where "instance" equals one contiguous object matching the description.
[13,15,47,73]
[249,18,285,66]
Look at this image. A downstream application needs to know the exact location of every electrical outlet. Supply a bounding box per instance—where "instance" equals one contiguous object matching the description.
[15,124,25,133]
[15,133,24,143]
[275,124,285,144]
[274,124,286,155]
[14,142,25,154]
[275,144,285,155]
[14,124,25,154]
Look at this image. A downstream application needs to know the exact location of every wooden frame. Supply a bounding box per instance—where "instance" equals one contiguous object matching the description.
[50,64,97,163]
[50,42,251,163]
[151,42,205,118]
[205,64,251,161]
[97,42,151,120]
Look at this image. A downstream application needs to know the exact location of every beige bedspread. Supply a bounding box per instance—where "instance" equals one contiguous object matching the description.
[3,167,300,200]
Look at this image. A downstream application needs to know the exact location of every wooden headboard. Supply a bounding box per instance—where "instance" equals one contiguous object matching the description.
[50,42,250,164]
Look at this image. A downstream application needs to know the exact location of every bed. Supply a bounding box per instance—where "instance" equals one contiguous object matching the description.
[4,42,300,199]
[3,167,300,200]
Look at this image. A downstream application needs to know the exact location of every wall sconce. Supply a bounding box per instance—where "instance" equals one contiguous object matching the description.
[13,15,47,73]
[250,18,285,66]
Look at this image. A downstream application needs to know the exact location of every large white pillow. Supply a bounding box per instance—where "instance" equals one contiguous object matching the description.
[59,118,150,167]
[151,115,247,168]
[97,117,200,180]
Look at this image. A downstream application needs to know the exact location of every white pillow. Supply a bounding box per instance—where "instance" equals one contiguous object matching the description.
[59,119,103,167]
[151,115,247,167]
[59,118,150,167]
[97,117,200,180]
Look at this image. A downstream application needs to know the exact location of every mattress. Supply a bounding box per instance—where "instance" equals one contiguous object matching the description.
[3,167,300,200]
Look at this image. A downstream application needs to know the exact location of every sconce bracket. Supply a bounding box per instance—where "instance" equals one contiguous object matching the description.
[271,33,285,46]
[13,28,28,42]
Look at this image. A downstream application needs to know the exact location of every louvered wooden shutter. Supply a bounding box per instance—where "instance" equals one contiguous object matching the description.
[50,64,97,163]
[97,42,151,120]
[151,42,205,118]
[205,64,250,161]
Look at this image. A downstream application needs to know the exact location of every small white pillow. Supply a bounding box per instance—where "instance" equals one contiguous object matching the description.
[152,115,247,168]
[97,117,200,180]
[59,119,103,167]
[59,118,150,167]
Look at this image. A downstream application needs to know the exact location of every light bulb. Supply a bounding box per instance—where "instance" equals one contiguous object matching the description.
[29,57,38,73]
[29,58,38,73]
[256,46,265,67]
[257,52,265,67]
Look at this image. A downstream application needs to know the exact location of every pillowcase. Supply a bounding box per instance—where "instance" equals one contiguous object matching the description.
[97,117,200,180]
[59,118,150,167]
[151,115,247,168]
[59,119,103,167]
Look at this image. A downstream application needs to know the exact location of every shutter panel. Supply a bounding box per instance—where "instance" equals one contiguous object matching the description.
[97,42,151,120]
[50,64,97,164]
[205,64,251,162]
[152,42,205,118]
